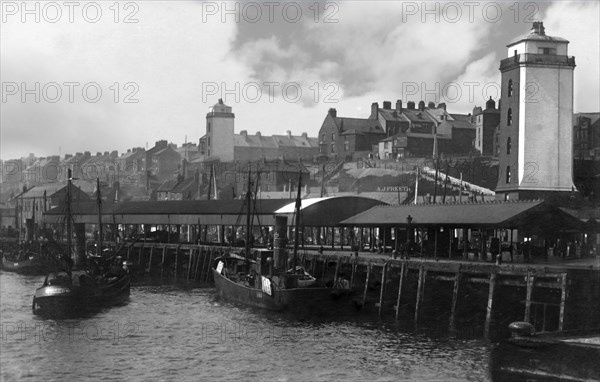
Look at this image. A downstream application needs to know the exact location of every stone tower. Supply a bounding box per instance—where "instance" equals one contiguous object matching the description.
[206,98,235,162]
[495,22,576,200]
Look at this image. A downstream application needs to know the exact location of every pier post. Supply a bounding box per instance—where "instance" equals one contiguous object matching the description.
[333,256,340,283]
[322,256,329,281]
[205,250,214,283]
[559,273,567,331]
[138,243,144,266]
[395,261,406,320]
[174,246,180,281]
[484,273,497,339]
[193,247,202,280]
[350,257,357,288]
[200,247,209,281]
[160,245,167,279]
[127,245,132,261]
[414,266,427,323]
[148,246,154,277]
[378,263,388,317]
[362,263,372,306]
[449,267,462,333]
[187,248,194,280]
[524,270,535,322]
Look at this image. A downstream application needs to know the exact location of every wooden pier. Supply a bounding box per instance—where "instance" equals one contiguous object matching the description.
[121,242,599,338]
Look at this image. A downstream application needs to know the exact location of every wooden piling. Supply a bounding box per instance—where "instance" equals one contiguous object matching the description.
[524,270,535,322]
[362,263,372,306]
[174,246,180,281]
[395,261,406,320]
[350,258,357,288]
[138,243,143,266]
[205,250,214,283]
[194,247,203,280]
[449,268,462,333]
[148,246,154,276]
[414,266,427,323]
[333,257,340,283]
[484,273,497,339]
[378,263,388,317]
[187,248,194,280]
[311,255,317,275]
[321,256,329,280]
[160,246,167,279]
[127,245,132,261]
[559,273,567,331]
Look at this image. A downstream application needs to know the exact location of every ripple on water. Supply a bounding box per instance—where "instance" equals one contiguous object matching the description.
[1,275,491,381]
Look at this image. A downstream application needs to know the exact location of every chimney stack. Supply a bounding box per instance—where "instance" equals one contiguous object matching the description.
[396,100,403,112]
[328,108,337,118]
[383,101,392,109]
[371,102,379,118]
[437,102,446,111]
[418,101,425,111]
[407,101,415,110]
[532,21,545,35]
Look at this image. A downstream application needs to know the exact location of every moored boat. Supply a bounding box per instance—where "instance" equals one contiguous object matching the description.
[1,251,46,275]
[490,321,600,381]
[32,267,130,317]
[32,175,131,317]
[212,171,354,315]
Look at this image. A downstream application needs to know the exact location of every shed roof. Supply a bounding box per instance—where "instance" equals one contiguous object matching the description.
[340,200,546,227]
[274,196,386,226]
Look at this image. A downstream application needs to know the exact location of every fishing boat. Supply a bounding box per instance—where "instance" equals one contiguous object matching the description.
[1,249,47,275]
[32,175,130,317]
[490,322,600,381]
[212,171,353,315]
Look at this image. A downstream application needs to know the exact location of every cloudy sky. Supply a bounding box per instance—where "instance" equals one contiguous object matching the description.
[1,0,598,160]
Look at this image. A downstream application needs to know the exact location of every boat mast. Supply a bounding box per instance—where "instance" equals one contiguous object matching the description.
[292,171,302,270]
[66,169,73,267]
[96,178,103,257]
[244,166,252,259]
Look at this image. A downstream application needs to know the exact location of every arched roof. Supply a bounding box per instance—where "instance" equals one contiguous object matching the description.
[274,196,387,227]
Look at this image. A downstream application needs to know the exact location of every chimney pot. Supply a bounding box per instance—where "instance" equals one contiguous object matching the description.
[396,100,403,112]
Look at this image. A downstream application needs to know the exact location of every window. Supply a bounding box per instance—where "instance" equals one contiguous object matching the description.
[508,79,513,97]
[322,134,325,142]
[344,141,349,152]
[538,47,556,55]
[507,108,513,126]
[331,133,335,141]
[331,143,335,153]
[506,166,511,183]
[506,137,511,154]
[207,122,211,133]
[207,137,211,147]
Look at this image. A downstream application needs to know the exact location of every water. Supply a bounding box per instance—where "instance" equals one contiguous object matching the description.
[1,271,492,381]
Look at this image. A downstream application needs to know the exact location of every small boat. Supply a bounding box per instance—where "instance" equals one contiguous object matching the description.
[212,170,353,315]
[32,175,130,317]
[32,267,130,316]
[1,251,45,275]
[490,322,600,381]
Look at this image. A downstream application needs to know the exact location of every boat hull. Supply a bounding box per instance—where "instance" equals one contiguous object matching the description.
[32,275,130,316]
[212,269,354,315]
[490,331,600,381]
[1,254,50,275]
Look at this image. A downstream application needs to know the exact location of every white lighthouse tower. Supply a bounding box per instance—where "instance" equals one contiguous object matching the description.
[205,98,235,162]
[495,22,576,200]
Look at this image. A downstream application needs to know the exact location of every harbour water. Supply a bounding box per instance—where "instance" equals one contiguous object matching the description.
[1,271,492,381]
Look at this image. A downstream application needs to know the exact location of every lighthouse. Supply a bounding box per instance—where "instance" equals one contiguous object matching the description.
[495,22,576,200]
